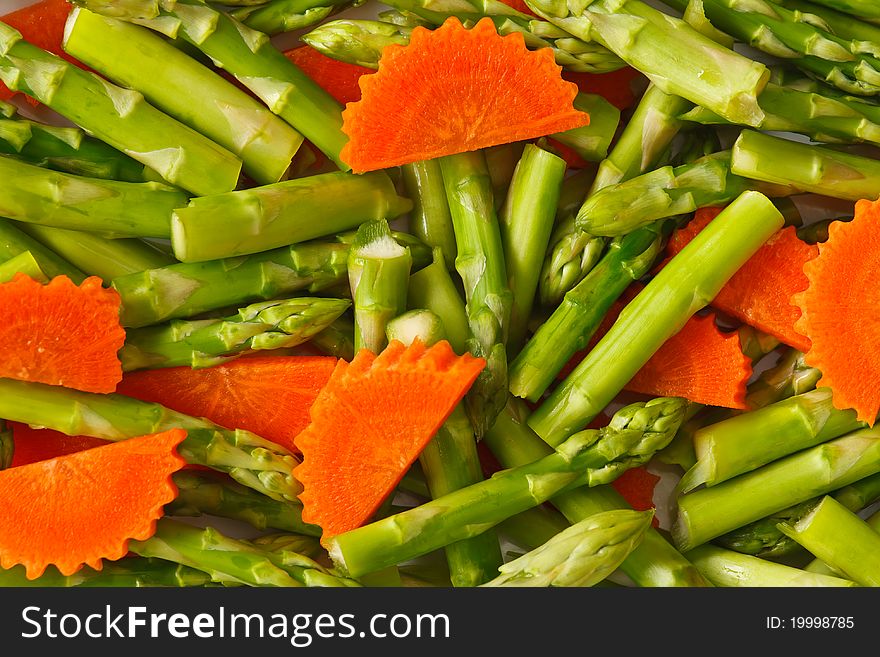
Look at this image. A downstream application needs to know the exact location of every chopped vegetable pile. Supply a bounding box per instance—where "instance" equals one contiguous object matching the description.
[2,0,880,590]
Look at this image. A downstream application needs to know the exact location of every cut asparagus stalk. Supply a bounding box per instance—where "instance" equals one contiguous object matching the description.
[779,0,880,39]
[788,0,880,20]
[0,217,86,283]
[171,170,412,262]
[482,509,653,587]
[0,156,187,239]
[0,19,242,196]
[63,7,304,185]
[529,191,784,448]
[545,92,621,163]
[743,348,822,411]
[348,219,412,354]
[406,248,469,355]
[231,0,357,35]
[401,160,457,271]
[0,250,48,284]
[120,296,350,370]
[309,315,356,360]
[496,505,571,552]
[0,558,215,588]
[0,379,301,503]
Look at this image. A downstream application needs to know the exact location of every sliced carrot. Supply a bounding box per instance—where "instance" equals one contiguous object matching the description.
[0,274,125,393]
[611,466,661,528]
[284,45,372,106]
[295,339,485,540]
[0,0,78,104]
[9,422,110,468]
[0,428,186,579]
[794,200,880,425]
[562,67,644,111]
[339,17,588,173]
[664,207,817,352]
[116,355,339,454]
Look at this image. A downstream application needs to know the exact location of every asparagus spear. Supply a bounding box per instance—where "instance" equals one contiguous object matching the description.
[120,297,350,370]
[348,219,412,354]
[743,348,822,411]
[778,495,880,586]
[499,144,566,351]
[171,170,412,262]
[510,222,666,402]
[168,470,321,537]
[673,427,880,551]
[482,509,653,587]
[732,128,880,200]
[833,471,880,511]
[791,0,880,19]
[439,151,512,438]
[327,397,686,577]
[0,19,242,196]
[0,218,87,283]
[0,250,48,284]
[231,0,357,35]
[386,310,505,588]
[525,0,770,126]
[0,419,12,471]
[529,191,784,448]
[484,142,527,211]
[0,156,187,239]
[496,505,571,552]
[309,315,356,360]
[406,248,469,355]
[401,160,457,271]
[779,0,880,36]
[0,379,301,502]
[130,518,359,587]
[679,388,867,493]
[684,544,856,587]
[0,558,215,588]
[16,224,174,283]
[64,8,304,186]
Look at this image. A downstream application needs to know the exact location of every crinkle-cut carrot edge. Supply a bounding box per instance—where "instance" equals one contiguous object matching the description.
[294,339,485,542]
[0,274,125,393]
[794,199,880,425]
[339,17,588,173]
[0,428,186,579]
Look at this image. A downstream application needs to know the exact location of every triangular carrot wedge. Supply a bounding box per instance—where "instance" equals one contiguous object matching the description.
[116,355,339,454]
[284,45,372,106]
[664,207,817,351]
[0,429,186,579]
[0,274,125,393]
[9,422,110,468]
[339,17,588,173]
[294,339,485,541]
[794,199,880,425]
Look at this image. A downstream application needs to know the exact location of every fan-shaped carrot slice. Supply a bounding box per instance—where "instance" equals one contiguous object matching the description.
[794,200,880,425]
[0,428,186,579]
[0,274,125,393]
[295,339,485,540]
[284,45,372,106]
[339,17,588,173]
[9,422,110,468]
[116,355,339,454]
[664,207,817,351]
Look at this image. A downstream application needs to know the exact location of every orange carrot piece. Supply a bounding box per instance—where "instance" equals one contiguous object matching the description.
[496,0,538,16]
[116,355,339,454]
[794,200,880,425]
[0,0,78,104]
[0,429,186,579]
[562,67,644,111]
[294,339,485,540]
[611,466,661,528]
[0,274,125,393]
[9,422,110,468]
[284,45,372,106]
[339,17,588,173]
[664,207,817,351]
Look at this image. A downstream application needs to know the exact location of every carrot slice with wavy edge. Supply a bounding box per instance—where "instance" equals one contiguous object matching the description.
[794,199,880,425]
[0,0,79,104]
[116,355,339,454]
[0,274,125,393]
[295,339,485,541]
[0,428,186,579]
[339,17,588,173]
[664,207,817,352]
[284,45,372,106]
[9,422,110,468]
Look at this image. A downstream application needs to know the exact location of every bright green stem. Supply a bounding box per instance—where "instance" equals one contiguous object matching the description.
[0,156,187,238]
[16,223,174,283]
[120,296,350,370]
[510,222,665,402]
[795,0,880,19]
[744,348,822,410]
[673,427,880,551]
[348,219,413,354]
[833,472,880,511]
[231,0,356,35]
[778,496,880,587]
[525,0,769,126]
[496,506,571,552]
[549,93,621,163]
[529,191,784,448]
[401,160,457,271]
[732,128,880,201]
[0,250,47,283]
[310,315,355,360]
[171,170,411,262]
[0,217,86,282]
[439,150,512,438]
[500,143,566,351]
[0,378,301,503]
[0,558,215,588]
[684,544,856,587]
[300,18,411,68]
[0,19,242,196]
[167,470,321,536]
[407,248,469,355]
